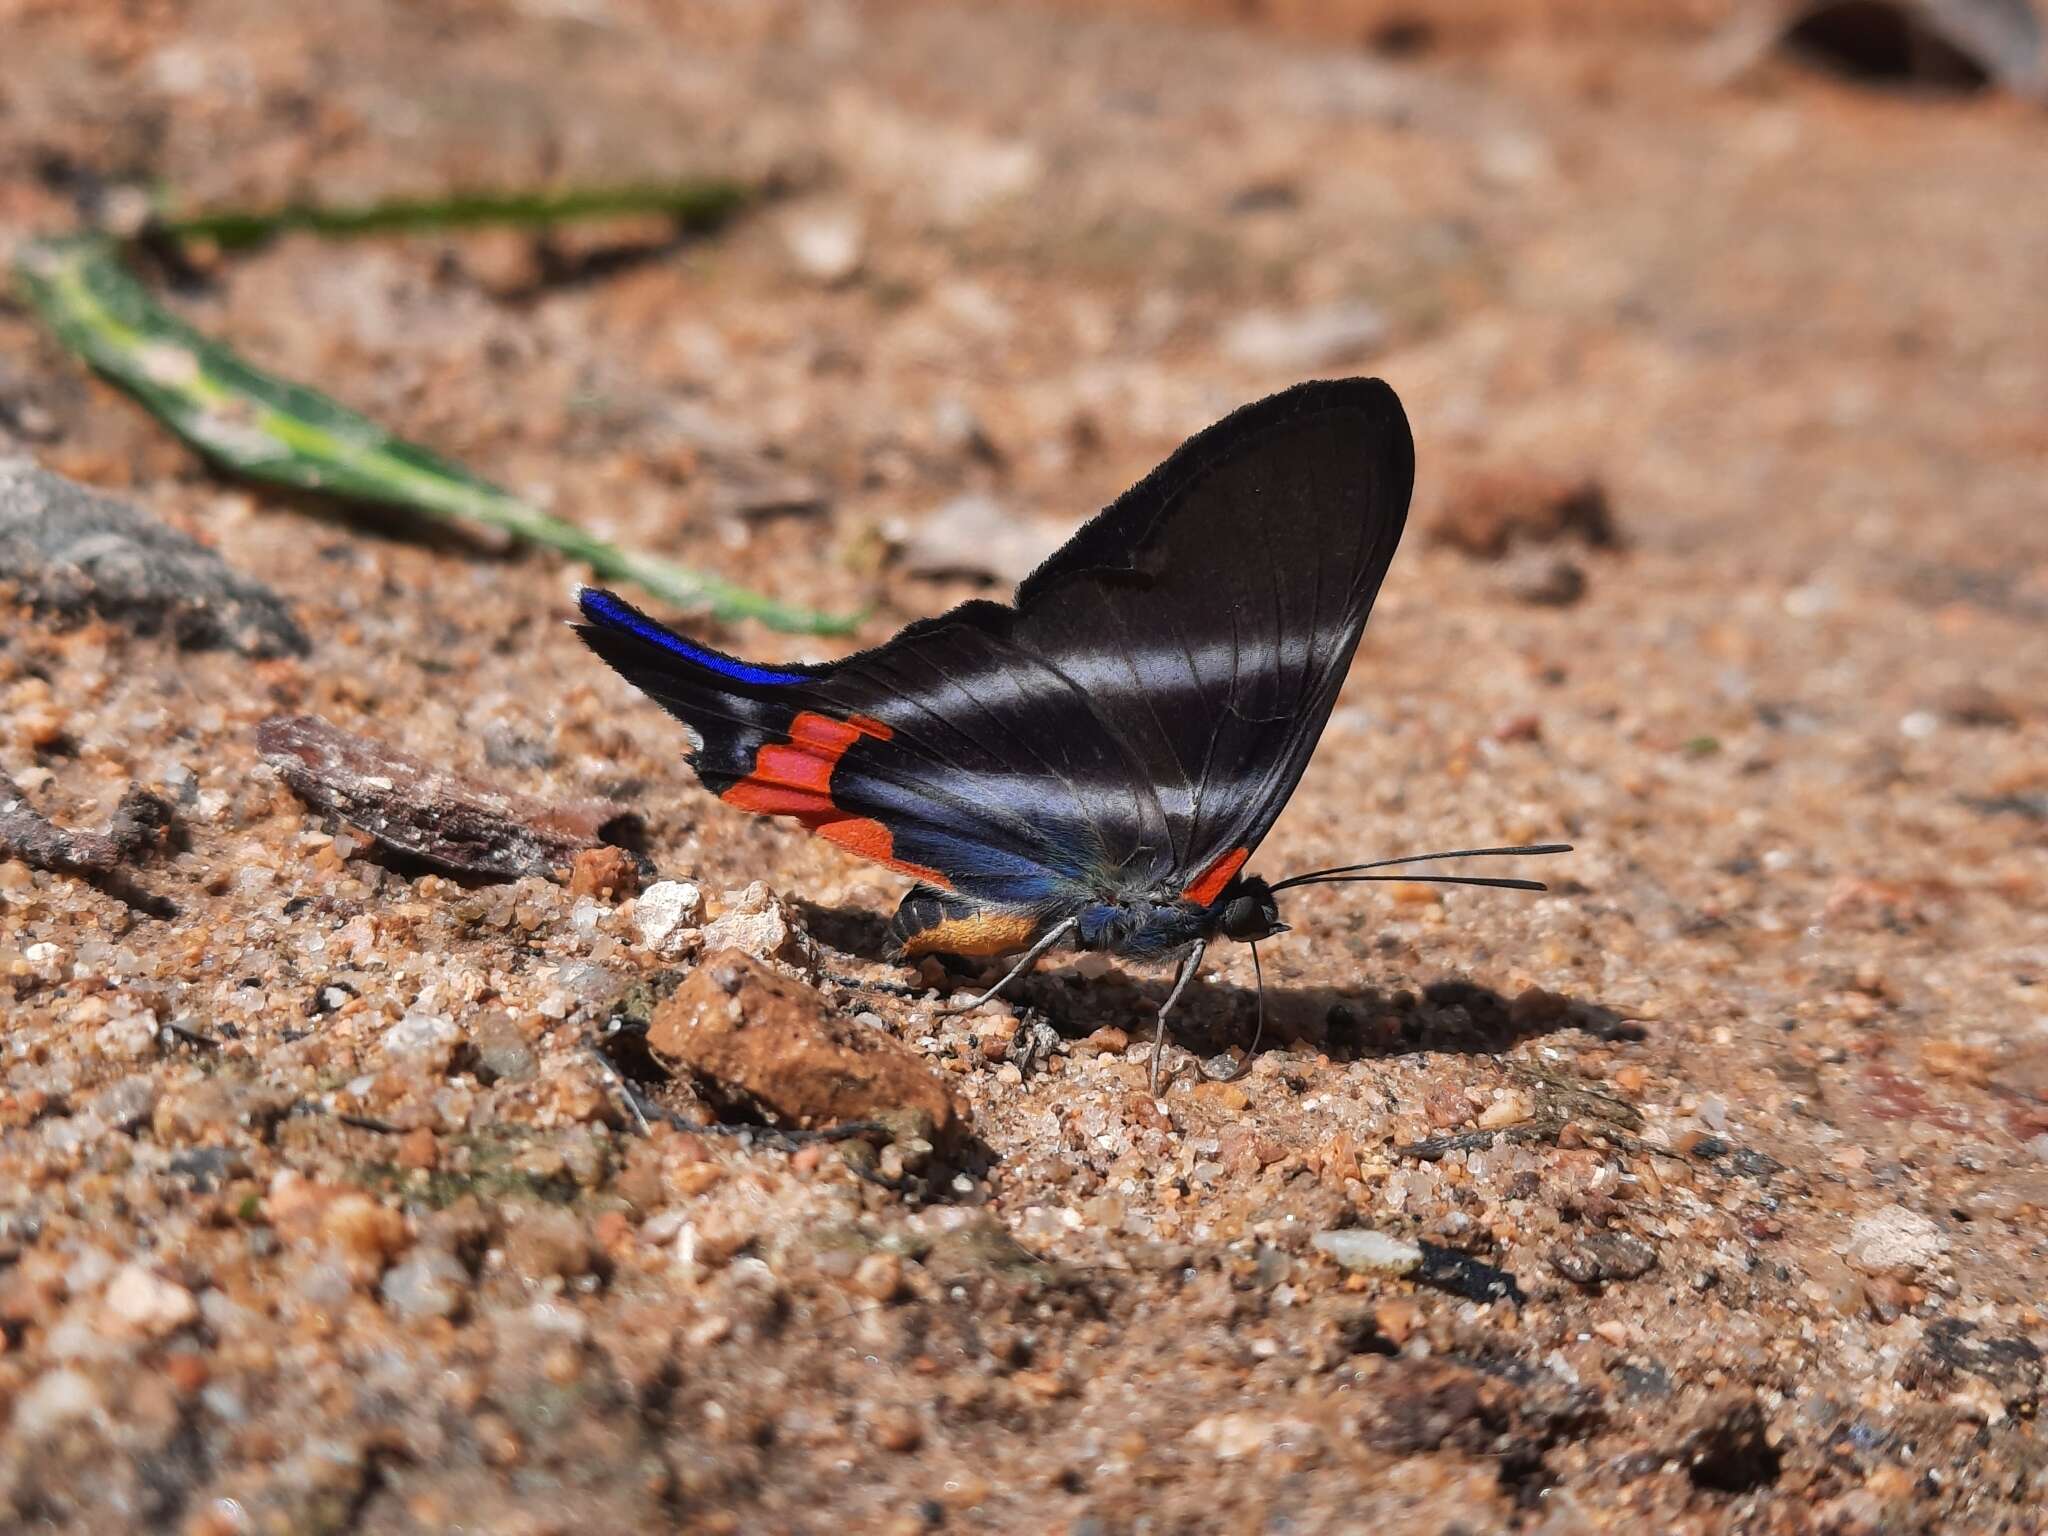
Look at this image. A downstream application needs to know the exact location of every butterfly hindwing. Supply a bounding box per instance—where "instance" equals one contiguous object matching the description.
[573,590,1133,913]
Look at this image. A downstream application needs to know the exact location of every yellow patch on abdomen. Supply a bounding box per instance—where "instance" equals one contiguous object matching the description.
[897,908,1044,959]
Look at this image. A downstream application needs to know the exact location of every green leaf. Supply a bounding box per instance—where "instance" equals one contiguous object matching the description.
[12,234,858,636]
[160,179,749,250]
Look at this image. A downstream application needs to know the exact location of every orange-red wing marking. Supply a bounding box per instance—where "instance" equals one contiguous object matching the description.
[721,711,951,887]
[1181,845,1249,907]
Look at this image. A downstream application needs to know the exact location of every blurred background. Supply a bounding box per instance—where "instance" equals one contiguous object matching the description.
[3,2,2046,1531]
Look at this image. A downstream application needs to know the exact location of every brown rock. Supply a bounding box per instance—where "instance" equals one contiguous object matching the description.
[397,1127,439,1171]
[852,1252,906,1303]
[503,1206,593,1280]
[868,1404,923,1453]
[1373,1297,1424,1346]
[1549,1231,1658,1286]
[318,1193,408,1281]
[458,229,546,299]
[569,845,639,901]
[1428,470,1619,559]
[1189,1080,1250,1113]
[649,949,968,1145]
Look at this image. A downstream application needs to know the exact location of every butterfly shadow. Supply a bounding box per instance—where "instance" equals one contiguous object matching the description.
[1027,967,1641,1071]
[795,900,1641,1071]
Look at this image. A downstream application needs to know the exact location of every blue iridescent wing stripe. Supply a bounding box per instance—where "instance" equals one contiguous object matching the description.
[577,588,811,687]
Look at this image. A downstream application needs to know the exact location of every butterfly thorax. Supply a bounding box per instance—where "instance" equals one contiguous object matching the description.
[1075,873,1283,958]
[1075,893,1213,958]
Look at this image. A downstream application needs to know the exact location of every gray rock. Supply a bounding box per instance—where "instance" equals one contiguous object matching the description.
[1502,552,1588,607]
[471,1011,539,1084]
[0,457,307,656]
[379,1246,471,1321]
[702,882,817,971]
[10,1368,103,1439]
[902,494,1065,587]
[780,202,866,285]
[85,1074,158,1134]
[383,1010,461,1057]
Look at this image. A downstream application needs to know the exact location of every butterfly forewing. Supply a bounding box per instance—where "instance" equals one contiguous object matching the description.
[1005,377,1412,893]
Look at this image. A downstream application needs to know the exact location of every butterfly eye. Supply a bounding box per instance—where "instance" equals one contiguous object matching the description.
[1220,893,1278,942]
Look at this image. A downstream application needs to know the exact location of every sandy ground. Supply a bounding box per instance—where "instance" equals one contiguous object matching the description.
[2,1,2045,1531]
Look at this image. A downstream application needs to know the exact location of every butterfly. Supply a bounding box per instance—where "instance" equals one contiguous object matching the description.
[576,377,1566,1092]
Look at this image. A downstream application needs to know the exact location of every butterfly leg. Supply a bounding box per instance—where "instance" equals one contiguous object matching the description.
[936,917,1079,1017]
[1148,938,1207,1097]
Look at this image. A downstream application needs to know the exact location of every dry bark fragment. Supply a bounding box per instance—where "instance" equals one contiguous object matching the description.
[256,713,638,880]
[0,774,172,877]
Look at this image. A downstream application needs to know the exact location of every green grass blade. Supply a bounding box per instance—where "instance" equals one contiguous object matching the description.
[161,180,749,250]
[12,235,857,635]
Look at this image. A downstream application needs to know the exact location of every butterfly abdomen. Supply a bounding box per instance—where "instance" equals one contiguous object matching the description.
[888,887,1046,960]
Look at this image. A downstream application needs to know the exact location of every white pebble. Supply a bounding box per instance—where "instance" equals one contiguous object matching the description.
[101,1263,198,1336]
[1845,1204,1949,1276]
[1311,1228,1424,1276]
[11,1369,102,1438]
[633,881,704,956]
[379,1247,470,1321]
[383,1011,459,1055]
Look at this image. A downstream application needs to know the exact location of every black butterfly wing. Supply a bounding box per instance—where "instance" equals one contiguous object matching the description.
[1003,376,1413,900]
[573,588,1174,919]
[575,375,1410,934]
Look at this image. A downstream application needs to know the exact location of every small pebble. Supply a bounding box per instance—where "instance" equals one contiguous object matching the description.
[633,880,704,955]
[569,845,639,901]
[868,1404,923,1453]
[11,1369,102,1438]
[852,1251,906,1303]
[1374,1297,1424,1344]
[379,1246,471,1321]
[781,202,866,285]
[101,1263,198,1336]
[1222,301,1386,371]
[319,1194,408,1279]
[1845,1205,1948,1277]
[701,883,814,968]
[1311,1229,1424,1276]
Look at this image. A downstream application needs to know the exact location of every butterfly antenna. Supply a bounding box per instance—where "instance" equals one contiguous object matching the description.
[1202,941,1265,1086]
[1280,872,1554,892]
[1269,842,1570,894]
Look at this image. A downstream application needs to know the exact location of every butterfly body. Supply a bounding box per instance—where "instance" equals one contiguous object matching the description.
[577,377,1416,1082]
